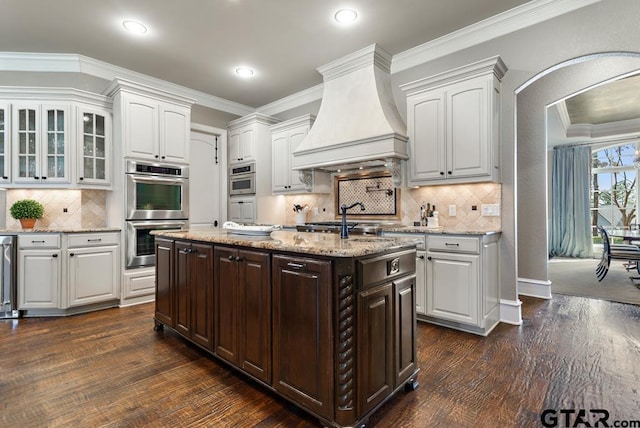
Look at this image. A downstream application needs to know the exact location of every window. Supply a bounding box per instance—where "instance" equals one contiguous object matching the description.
[591,143,638,242]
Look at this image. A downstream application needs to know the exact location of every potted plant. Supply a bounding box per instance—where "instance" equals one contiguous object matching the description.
[10,199,44,229]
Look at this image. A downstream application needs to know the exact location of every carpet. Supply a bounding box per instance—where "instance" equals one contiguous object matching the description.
[548,257,640,306]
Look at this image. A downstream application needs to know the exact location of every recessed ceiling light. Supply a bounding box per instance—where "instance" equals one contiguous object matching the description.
[334,8,358,24]
[122,20,148,34]
[235,67,254,78]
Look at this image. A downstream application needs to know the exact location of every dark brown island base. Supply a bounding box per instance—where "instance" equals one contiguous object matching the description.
[152,228,419,428]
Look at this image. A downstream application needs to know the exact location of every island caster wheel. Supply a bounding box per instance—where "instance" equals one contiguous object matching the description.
[404,378,419,392]
[153,320,164,332]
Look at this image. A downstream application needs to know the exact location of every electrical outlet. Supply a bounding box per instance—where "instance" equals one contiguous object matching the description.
[481,204,500,216]
[313,207,319,216]
[448,205,456,217]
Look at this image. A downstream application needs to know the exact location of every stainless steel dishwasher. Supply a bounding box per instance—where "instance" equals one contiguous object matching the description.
[0,235,19,319]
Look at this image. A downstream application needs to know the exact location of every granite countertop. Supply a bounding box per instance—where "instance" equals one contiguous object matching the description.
[153,228,420,258]
[0,227,121,234]
[382,226,501,236]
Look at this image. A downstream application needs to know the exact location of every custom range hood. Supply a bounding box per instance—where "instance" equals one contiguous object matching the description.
[292,44,408,184]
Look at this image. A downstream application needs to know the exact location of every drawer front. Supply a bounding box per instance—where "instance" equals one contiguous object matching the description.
[428,235,479,254]
[357,249,416,288]
[68,232,120,248]
[19,234,61,249]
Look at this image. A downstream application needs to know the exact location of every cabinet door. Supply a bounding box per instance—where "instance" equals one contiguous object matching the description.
[67,245,119,307]
[125,95,158,160]
[159,104,189,163]
[272,255,332,420]
[406,90,446,183]
[238,249,271,383]
[240,199,256,224]
[174,241,192,337]
[78,108,111,185]
[447,77,489,178]
[427,251,479,325]
[394,275,417,387]
[238,127,255,163]
[41,104,70,183]
[13,105,40,182]
[357,283,393,415]
[214,246,240,363]
[287,127,309,191]
[18,249,60,309]
[228,130,241,164]
[189,242,214,350]
[415,250,427,315]
[0,104,11,182]
[271,131,289,192]
[155,238,174,326]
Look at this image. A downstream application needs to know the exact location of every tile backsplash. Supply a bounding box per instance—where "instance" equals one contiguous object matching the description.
[4,189,107,229]
[285,181,501,230]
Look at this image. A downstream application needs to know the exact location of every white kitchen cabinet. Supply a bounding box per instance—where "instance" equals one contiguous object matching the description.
[425,233,500,335]
[66,232,120,307]
[106,78,194,164]
[18,234,62,309]
[401,56,506,185]
[12,103,70,184]
[77,107,111,185]
[228,196,256,224]
[0,103,10,183]
[270,115,330,194]
[228,113,280,166]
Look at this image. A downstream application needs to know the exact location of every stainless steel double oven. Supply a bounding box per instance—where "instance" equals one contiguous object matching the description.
[125,160,189,269]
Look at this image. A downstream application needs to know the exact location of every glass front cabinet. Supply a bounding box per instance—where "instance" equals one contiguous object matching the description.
[77,107,111,185]
[0,104,10,183]
[12,103,70,184]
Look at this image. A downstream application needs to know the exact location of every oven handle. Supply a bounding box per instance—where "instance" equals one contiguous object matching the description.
[128,221,187,230]
[127,174,187,185]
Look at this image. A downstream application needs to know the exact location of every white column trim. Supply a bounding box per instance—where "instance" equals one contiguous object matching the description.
[500,298,523,325]
[518,277,553,299]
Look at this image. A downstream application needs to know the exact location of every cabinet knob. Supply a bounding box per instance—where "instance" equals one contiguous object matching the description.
[238,201,244,204]
[427,256,432,261]
[447,171,452,175]
[439,172,445,176]
[155,155,159,158]
[42,176,47,180]
[52,254,58,258]
[34,176,40,179]
[234,256,243,262]
[1,176,7,179]
[70,253,75,257]
[418,255,425,260]
[228,255,235,260]
[161,156,165,160]
[79,177,84,181]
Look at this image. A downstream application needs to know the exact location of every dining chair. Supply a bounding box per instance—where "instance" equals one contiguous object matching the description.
[596,226,640,281]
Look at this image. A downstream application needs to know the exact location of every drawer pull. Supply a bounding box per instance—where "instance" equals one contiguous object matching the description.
[228,255,235,260]
[52,254,58,258]
[287,262,305,269]
[31,240,45,244]
[87,238,102,242]
[234,256,243,262]
[445,243,460,247]
[417,255,425,260]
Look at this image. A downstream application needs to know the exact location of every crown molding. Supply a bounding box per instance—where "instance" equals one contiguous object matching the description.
[0,52,254,117]
[391,0,602,74]
[256,83,324,116]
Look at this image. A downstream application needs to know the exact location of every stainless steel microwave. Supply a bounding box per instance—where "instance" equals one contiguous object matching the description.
[229,162,256,196]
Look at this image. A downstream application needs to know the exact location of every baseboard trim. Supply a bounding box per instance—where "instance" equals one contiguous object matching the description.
[518,277,553,299]
[500,298,523,325]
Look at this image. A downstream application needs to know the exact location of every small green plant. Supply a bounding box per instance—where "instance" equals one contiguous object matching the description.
[9,199,44,220]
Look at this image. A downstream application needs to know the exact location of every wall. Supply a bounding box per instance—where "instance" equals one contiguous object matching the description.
[4,189,107,229]
[282,182,501,229]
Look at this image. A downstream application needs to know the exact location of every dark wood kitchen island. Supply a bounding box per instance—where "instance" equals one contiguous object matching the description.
[152,228,419,428]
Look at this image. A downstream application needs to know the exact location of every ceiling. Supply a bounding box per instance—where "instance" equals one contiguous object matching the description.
[0,0,532,109]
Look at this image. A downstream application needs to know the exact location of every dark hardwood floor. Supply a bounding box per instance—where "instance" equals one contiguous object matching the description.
[1,295,639,427]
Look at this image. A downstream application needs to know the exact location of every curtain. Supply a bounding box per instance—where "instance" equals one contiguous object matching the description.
[549,146,593,257]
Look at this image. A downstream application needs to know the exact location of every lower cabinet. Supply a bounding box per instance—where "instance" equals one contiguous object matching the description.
[66,233,119,307]
[272,254,333,420]
[18,247,61,309]
[175,240,214,350]
[154,237,174,327]
[214,246,271,383]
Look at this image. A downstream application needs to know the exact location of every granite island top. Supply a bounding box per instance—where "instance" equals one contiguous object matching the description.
[0,227,121,234]
[153,228,420,258]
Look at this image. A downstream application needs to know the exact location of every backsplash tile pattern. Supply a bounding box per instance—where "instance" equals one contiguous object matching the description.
[337,175,397,216]
[5,189,107,229]
[285,179,501,230]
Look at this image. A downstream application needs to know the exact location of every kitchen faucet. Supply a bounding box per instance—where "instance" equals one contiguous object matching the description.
[340,202,365,239]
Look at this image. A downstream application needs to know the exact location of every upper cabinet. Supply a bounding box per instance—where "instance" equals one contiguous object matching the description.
[12,103,70,184]
[227,113,280,166]
[106,78,195,165]
[401,56,507,186]
[77,107,111,185]
[0,104,11,183]
[270,115,330,194]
